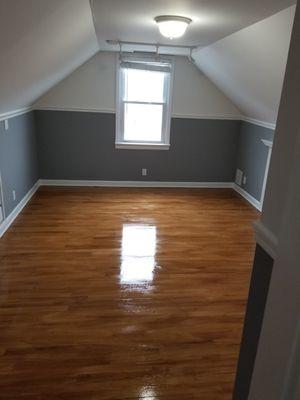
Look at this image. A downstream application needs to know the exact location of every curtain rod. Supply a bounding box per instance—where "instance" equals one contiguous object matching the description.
[106,39,199,51]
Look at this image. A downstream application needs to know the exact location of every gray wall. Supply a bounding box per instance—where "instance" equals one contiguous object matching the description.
[236,121,274,201]
[0,112,39,216]
[36,110,240,182]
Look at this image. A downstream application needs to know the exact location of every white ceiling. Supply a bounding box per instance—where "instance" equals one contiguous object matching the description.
[193,6,296,124]
[0,0,98,115]
[91,0,295,53]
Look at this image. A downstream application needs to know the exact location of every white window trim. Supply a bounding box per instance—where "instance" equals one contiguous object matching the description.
[115,54,174,150]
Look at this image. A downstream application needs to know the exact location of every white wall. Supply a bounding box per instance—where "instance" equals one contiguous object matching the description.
[193,6,296,125]
[172,56,241,118]
[36,52,116,113]
[35,51,241,119]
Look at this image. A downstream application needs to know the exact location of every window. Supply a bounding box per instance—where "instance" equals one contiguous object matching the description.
[116,56,173,149]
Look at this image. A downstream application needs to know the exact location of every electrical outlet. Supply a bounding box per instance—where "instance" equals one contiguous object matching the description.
[4,119,9,131]
[142,168,147,176]
[243,175,247,185]
[12,190,16,201]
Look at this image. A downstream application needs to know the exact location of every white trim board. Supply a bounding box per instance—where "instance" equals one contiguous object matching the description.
[0,106,33,122]
[1,106,276,130]
[261,139,273,148]
[39,179,234,188]
[35,106,241,121]
[37,108,275,129]
[172,113,242,120]
[0,181,39,238]
[115,142,170,150]
[241,116,276,130]
[233,183,262,211]
[33,106,276,128]
[34,106,116,114]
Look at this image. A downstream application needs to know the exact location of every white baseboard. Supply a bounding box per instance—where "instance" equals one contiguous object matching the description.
[233,183,262,211]
[0,181,40,238]
[40,181,262,212]
[0,180,262,237]
[39,179,234,189]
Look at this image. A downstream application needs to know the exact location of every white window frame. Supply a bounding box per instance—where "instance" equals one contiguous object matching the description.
[115,54,174,150]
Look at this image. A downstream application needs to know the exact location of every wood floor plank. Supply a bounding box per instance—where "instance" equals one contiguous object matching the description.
[0,187,258,399]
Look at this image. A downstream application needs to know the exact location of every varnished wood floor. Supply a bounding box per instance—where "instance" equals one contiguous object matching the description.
[0,187,258,400]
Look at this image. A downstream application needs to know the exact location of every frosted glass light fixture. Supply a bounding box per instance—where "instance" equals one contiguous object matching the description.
[155,15,192,39]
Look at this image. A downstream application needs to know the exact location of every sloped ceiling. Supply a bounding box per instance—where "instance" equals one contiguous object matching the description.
[193,6,296,125]
[0,0,99,115]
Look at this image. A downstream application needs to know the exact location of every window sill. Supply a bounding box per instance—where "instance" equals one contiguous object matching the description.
[115,142,170,150]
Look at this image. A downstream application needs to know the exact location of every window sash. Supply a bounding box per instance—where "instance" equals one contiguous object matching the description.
[121,68,169,103]
[122,102,166,143]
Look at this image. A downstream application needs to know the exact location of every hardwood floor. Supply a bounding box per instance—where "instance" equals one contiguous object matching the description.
[0,187,258,399]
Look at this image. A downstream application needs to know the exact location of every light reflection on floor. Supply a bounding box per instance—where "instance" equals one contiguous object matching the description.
[120,224,157,289]
[139,386,156,399]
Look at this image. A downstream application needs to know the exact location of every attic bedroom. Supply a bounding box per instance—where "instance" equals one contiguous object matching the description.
[0,1,299,399]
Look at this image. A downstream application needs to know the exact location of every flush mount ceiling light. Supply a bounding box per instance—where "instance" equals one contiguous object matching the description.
[154,15,192,39]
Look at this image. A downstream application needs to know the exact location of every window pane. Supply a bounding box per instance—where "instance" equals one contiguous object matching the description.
[124,69,165,102]
[124,103,163,142]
